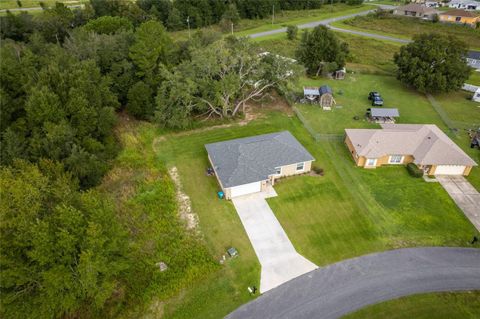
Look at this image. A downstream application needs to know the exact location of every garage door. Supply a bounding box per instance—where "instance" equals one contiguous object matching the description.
[230,181,262,198]
[434,165,466,175]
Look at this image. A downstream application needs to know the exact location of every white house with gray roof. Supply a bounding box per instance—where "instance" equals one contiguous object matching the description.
[205,131,315,199]
[345,124,477,175]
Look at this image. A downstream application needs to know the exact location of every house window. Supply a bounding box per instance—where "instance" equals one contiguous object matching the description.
[275,167,281,175]
[296,162,305,171]
[455,16,461,22]
[366,158,377,166]
[389,155,403,164]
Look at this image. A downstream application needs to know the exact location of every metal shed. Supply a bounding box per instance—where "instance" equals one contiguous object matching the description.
[368,108,400,123]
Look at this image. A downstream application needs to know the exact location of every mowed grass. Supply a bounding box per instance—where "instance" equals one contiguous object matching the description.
[149,108,479,317]
[294,73,480,190]
[343,291,480,319]
[294,74,448,134]
[341,15,480,49]
[269,139,478,266]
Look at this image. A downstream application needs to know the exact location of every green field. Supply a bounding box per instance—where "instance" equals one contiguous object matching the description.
[131,100,479,317]
[343,292,480,319]
[0,0,87,10]
[235,4,374,37]
[340,14,480,49]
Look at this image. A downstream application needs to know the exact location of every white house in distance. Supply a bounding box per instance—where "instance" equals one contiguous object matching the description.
[448,0,480,10]
[474,88,480,102]
[467,51,480,70]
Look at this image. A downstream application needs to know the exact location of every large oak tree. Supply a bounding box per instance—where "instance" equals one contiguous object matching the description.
[394,33,471,93]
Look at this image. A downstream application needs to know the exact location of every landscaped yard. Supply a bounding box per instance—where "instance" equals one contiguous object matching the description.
[136,103,479,318]
[339,14,480,49]
[294,74,448,134]
[343,291,480,319]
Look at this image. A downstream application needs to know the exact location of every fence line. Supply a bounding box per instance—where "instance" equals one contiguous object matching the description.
[292,106,343,141]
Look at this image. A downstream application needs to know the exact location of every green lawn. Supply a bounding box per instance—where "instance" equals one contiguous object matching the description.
[270,139,478,266]
[343,292,480,319]
[294,73,480,190]
[340,14,480,49]
[468,71,480,86]
[295,74,448,134]
[144,106,479,318]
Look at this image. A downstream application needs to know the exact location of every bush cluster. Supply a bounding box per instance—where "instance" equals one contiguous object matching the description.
[406,163,424,178]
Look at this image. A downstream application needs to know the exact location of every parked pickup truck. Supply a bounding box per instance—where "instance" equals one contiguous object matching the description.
[368,92,384,106]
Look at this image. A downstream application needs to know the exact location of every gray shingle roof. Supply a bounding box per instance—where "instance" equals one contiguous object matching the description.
[468,51,480,60]
[370,108,400,117]
[205,131,315,188]
[319,85,332,96]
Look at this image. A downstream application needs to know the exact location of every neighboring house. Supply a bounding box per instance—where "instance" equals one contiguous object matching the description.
[302,85,336,110]
[205,131,315,199]
[439,9,480,27]
[467,51,480,70]
[344,124,477,176]
[448,0,480,10]
[474,88,480,102]
[367,108,400,124]
[318,85,336,110]
[393,3,440,20]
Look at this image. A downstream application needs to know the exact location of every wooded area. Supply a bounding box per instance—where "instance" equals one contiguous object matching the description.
[0,1,360,318]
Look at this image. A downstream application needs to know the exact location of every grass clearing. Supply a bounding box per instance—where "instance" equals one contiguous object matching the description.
[294,74,448,134]
[147,102,479,317]
[341,14,480,49]
[235,4,374,37]
[343,291,480,319]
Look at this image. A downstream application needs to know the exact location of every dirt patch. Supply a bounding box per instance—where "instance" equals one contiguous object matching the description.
[168,167,199,230]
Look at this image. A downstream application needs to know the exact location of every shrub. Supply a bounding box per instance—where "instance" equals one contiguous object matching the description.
[286,25,298,40]
[313,166,324,175]
[406,163,423,178]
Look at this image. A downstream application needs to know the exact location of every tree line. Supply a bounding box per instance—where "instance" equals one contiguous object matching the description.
[0,2,308,317]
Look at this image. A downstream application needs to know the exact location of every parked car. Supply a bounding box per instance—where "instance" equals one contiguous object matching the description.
[368,92,384,106]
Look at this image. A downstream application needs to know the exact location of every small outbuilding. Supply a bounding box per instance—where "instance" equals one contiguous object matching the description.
[334,68,346,80]
[318,85,336,110]
[367,108,400,124]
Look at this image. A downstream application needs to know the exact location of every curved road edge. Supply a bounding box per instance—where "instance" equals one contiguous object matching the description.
[248,4,411,44]
[226,247,480,319]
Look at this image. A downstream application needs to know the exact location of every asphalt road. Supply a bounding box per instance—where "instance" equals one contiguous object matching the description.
[248,5,411,44]
[227,247,480,319]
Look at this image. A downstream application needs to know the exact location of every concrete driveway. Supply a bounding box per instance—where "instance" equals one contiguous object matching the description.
[247,5,410,44]
[437,175,480,232]
[227,247,480,319]
[232,190,317,293]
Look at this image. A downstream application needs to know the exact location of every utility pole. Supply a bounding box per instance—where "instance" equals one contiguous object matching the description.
[187,16,191,39]
[272,4,275,25]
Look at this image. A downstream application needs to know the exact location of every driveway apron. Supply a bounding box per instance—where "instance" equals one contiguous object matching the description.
[437,175,480,232]
[232,191,317,293]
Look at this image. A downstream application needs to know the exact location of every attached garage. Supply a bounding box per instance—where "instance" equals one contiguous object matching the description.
[434,165,466,175]
[230,181,262,198]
